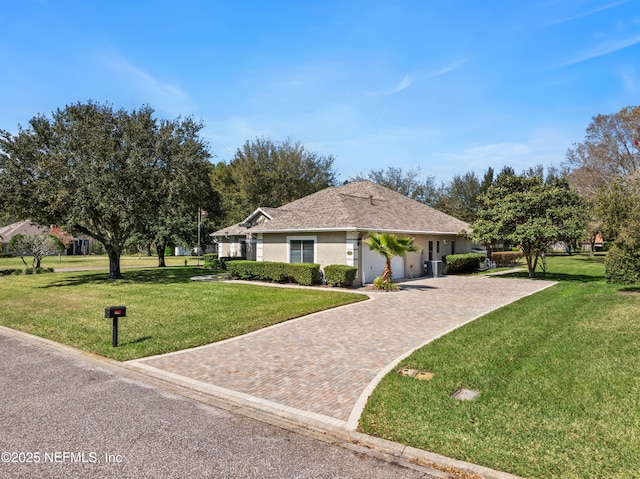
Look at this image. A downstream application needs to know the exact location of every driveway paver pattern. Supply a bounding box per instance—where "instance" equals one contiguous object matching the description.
[130,275,554,428]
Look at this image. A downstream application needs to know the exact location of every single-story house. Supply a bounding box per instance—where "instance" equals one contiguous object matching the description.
[0,220,49,254]
[0,220,90,256]
[212,180,474,285]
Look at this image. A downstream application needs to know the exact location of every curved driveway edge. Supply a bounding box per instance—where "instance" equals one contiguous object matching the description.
[129,275,556,431]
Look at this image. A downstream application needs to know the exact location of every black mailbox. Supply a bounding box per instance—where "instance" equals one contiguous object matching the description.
[105,306,126,347]
[105,306,126,319]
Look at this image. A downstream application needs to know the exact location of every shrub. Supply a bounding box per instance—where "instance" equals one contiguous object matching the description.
[0,253,13,258]
[490,251,525,267]
[1,268,21,276]
[443,253,486,274]
[324,265,358,287]
[203,253,219,268]
[373,276,397,290]
[605,244,640,284]
[226,260,321,286]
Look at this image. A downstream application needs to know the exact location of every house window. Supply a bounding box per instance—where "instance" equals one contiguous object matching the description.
[428,241,433,261]
[289,238,315,263]
[436,241,440,254]
[451,240,456,255]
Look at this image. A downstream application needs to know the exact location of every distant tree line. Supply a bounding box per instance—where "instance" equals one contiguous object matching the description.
[1,100,637,283]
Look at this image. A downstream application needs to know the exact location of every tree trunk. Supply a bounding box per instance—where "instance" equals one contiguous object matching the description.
[382,258,393,284]
[106,245,123,279]
[526,255,537,278]
[157,242,166,268]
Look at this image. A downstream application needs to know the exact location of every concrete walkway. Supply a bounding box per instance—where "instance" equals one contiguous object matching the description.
[129,275,555,431]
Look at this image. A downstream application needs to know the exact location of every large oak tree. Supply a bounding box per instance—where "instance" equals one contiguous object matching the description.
[0,101,217,278]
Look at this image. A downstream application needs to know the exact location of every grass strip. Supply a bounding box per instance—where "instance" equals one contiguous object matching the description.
[360,254,640,478]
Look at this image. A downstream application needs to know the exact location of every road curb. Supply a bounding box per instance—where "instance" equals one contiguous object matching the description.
[0,325,523,479]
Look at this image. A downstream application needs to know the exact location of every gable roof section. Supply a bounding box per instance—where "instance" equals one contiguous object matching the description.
[247,180,470,234]
[211,207,281,237]
[0,220,49,242]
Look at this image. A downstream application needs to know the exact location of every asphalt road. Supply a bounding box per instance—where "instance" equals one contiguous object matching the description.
[0,332,433,479]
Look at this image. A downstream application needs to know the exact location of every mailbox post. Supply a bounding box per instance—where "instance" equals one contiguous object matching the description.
[105,306,127,347]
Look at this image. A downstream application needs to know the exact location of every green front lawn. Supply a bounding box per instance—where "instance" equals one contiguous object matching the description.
[360,254,640,479]
[0,254,202,270]
[0,267,367,361]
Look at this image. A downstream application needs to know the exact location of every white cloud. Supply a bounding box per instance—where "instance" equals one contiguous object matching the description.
[369,74,416,97]
[562,33,640,67]
[547,0,630,26]
[430,128,576,181]
[103,53,193,116]
[429,59,466,77]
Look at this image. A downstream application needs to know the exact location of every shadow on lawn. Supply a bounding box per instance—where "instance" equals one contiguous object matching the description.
[119,335,152,346]
[497,271,604,283]
[42,267,212,288]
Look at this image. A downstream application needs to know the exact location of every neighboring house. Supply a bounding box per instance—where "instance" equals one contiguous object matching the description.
[0,220,49,254]
[582,232,605,252]
[212,181,474,285]
[0,220,90,255]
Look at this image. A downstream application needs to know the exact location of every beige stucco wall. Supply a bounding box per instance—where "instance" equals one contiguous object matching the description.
[258,231,473,284]
[260,232,348,267]
[216,236,244,258]
[390,234,473,279]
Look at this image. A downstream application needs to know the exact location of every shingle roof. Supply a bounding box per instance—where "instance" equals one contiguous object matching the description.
[243,180,470,234]
[0,220,49,242]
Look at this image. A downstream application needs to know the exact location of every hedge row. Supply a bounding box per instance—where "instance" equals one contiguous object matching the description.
[226,260,321,286]
[323,264,358,287]
[490,251,525,267]
[443,253,486,273]
[1,267,55,276]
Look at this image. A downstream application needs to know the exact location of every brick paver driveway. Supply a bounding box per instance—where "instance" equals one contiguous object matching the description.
[129,275,555,430]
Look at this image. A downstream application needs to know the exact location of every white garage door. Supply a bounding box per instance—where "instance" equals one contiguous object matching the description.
[362,244,404,284]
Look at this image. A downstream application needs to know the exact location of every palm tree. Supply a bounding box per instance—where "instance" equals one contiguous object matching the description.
[364,232,419,288]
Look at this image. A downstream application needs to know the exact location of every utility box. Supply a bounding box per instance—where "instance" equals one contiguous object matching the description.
[424,260,444,278]
[105,306,127,319]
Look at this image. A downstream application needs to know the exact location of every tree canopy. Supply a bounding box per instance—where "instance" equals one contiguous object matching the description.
[0,101,217,278]
[352,166,439,205]
[472,174,586,278]
[564,105,640,201]
[211,137,337,226]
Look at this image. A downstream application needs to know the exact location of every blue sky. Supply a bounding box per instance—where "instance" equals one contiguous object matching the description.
[1,1,639,183]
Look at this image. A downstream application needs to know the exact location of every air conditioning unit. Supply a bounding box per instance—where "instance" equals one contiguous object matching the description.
[424,260,444,277]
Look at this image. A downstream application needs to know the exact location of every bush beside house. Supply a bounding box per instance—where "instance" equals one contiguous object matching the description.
[226,260,321,286]
[490,251,525,267]
[443,253,486,274]
[323,265,358,287]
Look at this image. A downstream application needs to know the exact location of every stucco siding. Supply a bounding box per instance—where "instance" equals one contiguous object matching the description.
[261,232,348,266]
